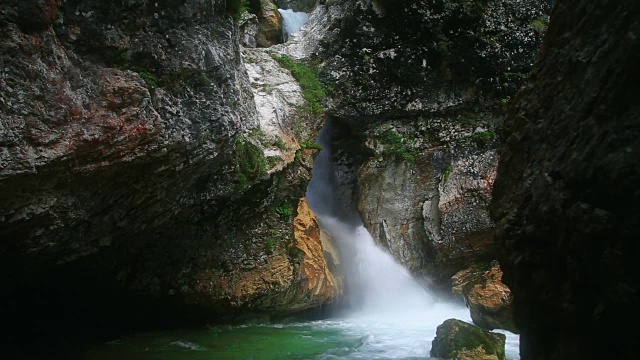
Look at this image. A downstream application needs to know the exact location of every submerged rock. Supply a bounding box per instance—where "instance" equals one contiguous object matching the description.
[430,318,506,360]
[452,261,517,333]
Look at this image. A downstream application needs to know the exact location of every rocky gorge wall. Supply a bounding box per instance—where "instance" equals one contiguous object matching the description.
[490,0,640,359]
[282,0,551,291]
[0,0,341,343]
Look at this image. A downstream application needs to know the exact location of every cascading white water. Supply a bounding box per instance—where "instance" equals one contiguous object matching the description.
[306,120,521,359]
[278,9,310,42]
[306,120,438,319]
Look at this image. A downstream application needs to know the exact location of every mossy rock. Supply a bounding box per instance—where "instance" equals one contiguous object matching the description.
[431,318,506,360]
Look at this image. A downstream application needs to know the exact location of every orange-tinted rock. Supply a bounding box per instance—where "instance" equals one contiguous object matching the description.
[452,261,517,333]
[189,198,342,313]
[292,198,342,304]
[256,0,282,47]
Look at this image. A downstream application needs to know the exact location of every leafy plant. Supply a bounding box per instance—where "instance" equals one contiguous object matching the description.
[274,203,293,220]
[274,138,287,150]
[378,130,420,163]
[468,130,496,147]
[265,237,277,254]
[530,15,550,33]
[138,71,158,89]
[234,136,267,190]
[301,140,323,150]
[443,163,453,182]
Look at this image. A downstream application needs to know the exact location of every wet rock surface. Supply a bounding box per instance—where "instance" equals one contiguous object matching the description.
[431,318,506,360]
[490,0,640,358]
[452,261,516,333]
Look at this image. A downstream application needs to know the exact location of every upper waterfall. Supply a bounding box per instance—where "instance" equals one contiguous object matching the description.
[306,119,435,318]
[278,9,310,42]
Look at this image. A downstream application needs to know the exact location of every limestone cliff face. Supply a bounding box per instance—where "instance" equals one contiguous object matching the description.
[0,0,339,339]
[284,0,550,288]
[490,0,640,359]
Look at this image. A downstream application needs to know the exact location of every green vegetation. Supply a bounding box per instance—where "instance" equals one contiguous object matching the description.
[449,322,506,360]
[227,0,251,19]
[138,71,158,89]
[500,96,511,105]
[503,71,527,80]
[301,140,323,150]
[274,138,288,150]
[274,203,293,220]
[468,130,496,147]
[265,237,277,254]
[234,136,267,190]
[530,15,550,32]
[443,163,453,182]
[377,130,420,163]
[270,53,328,115]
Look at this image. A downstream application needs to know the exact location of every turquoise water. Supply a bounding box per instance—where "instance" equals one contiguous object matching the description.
[43,303,519,360]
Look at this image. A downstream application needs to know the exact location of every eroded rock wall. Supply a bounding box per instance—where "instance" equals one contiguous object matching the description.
[490,0,640,358]
[0,0,339,341]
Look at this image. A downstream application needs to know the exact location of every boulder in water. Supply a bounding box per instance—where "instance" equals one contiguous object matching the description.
[430,318,506,360]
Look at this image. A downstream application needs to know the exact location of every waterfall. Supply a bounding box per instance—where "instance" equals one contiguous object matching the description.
[278,9,310,42]
[306,120,435,320]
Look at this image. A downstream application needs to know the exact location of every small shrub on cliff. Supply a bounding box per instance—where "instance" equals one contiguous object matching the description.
[530,15,550,33]
[274,203,293,220]
[270,53,327,115]
[301,140,323,150]
[443,163,454,182]
[234,136,267,190]
[265,237,277,254]
[274,138,287,150]
[469,130,496,147]
[377,130,420,163]
[138,71,158,89]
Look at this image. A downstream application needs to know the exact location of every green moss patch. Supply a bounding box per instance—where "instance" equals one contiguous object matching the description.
[270,53,328,115]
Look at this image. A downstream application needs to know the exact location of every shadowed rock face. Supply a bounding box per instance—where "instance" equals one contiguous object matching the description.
[490,0,640,359]
[0,0,338,343]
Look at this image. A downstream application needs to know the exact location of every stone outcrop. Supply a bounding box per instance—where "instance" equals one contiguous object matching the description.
[452,261,516,333]
[431,318,506,360]
[0,0,338,341]
[239,12,260,48]
[282,0,550,289]
[490,0,640,359]
[256,0,283,47]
